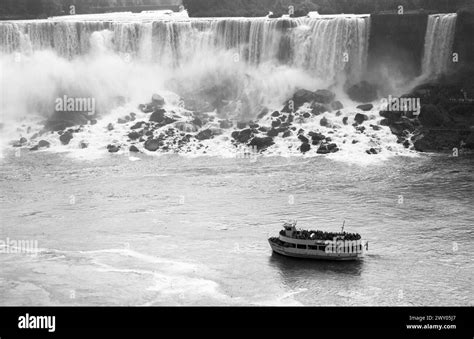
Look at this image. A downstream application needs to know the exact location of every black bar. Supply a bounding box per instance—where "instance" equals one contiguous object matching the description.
[0,307,471,336]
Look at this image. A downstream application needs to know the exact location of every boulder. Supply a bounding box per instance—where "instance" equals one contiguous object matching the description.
[232,129,253,143]
[192,117,203,127]
[128,131,142,140]
[311,102,329,115]
[313,89,335,104]
[267,129,279,137]
[300,143,311,153]
[298,135,309,143]
[30,140,50,150]
[107,123,114,131]
[309,132,325,144]
[131,121,146,130]
[196,129,213,141]
[366,148,379,155]
[347,81,378,103]
[354,113,369,125]
[129,145,140,153]
[13,137,28,147]
[149,109,166,123]
[107,144,120,153]
[317,143,339,154]
[248,137,274,151]
[249,121,259,129]
[271,120,281,128]
[357,104,374,111]
[292,89,317,109]
[38,140,50,148]
[331,101,344,110]
[45,111,90,132]
[271,111,280,117]
[320,117,332,127]
[59,131,74,145]
[151,94,165,108]
[144,139,161,152]
[370,124,382,131]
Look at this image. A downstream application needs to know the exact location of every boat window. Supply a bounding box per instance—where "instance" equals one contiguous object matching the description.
[308,245,318,250]
[318,245,326,251]
[297,244,306,249]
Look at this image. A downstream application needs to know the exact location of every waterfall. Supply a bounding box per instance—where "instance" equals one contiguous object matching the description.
[0,15,370,85]
[421,13,457,78]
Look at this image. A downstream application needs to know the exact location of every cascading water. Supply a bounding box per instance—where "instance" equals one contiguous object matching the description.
[421,13,457,78]
[0,14,370,85]
[0,12,420,162]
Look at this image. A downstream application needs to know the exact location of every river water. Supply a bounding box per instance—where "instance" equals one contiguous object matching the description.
[0,152,472,306]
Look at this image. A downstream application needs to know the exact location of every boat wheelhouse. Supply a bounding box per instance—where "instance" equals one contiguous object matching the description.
[268,221,366,261]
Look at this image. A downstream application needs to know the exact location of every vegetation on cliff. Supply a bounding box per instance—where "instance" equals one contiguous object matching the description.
[1,0,473,20]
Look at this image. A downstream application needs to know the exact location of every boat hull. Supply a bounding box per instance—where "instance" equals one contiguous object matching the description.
[269,239,363,261]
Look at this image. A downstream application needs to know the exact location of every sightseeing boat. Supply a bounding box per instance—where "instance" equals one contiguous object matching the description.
[268,221,367,261]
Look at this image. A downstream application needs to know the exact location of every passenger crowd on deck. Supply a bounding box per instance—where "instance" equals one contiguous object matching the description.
[280,229,361,241]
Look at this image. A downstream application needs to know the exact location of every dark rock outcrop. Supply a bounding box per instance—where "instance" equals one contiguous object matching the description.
[196,129,213,141]
[313,89,335,104]
[131,121,146,130]
[298,135,309,143]
[347,81,378,103]
[300,143,311,153]
[107,144,120,153]
[317,143,339,154]
[354,113,369,125]
[45,111,90,132]
[128,131,142,140]
[311,102,329,115]
[30,140,50,151]
[59,131,74,145]
[129,145,140,153]
[144,139,161,152]
[248,137,274,151]
[418,104,452,128]
[331,101,344,110]
[232,129,253,143]
[357,104,374,111]
[151,94,165,108]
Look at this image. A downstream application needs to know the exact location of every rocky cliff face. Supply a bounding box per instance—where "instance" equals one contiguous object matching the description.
[380,67,474,153]
[368,14,428,82]
[454,7,474,69]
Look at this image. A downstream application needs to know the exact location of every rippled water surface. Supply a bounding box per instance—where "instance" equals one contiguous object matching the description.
[0,153,473,306]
